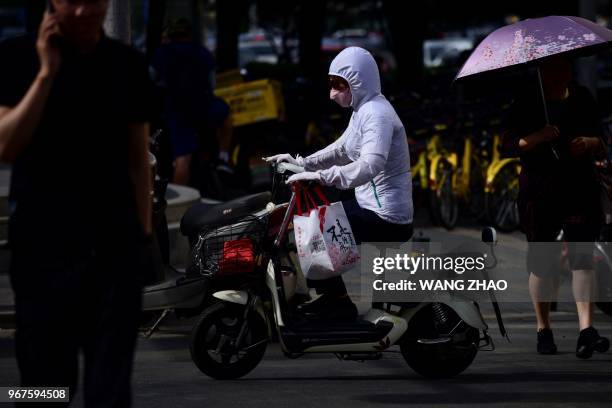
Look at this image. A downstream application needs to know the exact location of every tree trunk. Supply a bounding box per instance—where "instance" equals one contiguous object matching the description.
[104,0,132,45]
[382,0,426,91]
[577,0,598,95]
[146,0,167,61]
[297,0,326,80]
[216,0,247,71]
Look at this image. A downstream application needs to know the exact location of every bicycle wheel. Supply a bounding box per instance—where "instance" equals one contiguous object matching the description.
[430,159,458,230]
[467,157,486,218]
[485,162,520,232]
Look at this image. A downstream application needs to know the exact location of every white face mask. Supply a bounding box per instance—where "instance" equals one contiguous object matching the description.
[330,88,352,108]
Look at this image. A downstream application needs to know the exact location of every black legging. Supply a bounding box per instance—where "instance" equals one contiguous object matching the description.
[307,199,413,295]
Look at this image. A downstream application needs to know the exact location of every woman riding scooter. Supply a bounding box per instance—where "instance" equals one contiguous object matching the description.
[266,47,413,321]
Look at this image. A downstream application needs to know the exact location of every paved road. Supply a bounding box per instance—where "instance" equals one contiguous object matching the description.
[1,308,611,408]
[1,222,611,407]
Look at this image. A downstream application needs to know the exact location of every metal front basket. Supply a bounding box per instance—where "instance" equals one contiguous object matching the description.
[189,215,267,278]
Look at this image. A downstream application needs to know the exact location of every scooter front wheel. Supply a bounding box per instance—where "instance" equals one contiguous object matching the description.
[190,301,268,380]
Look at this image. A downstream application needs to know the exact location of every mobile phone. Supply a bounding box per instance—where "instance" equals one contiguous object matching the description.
[46,0,64,49]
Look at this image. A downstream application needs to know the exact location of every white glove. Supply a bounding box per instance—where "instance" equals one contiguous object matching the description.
[286,171,321,184]
[263,153,304,166]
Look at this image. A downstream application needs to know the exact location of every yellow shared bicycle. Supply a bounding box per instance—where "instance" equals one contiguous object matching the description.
[447,121,488,221]
[443,120,521,232]
[411,125,458,229]
[483,132,521,232]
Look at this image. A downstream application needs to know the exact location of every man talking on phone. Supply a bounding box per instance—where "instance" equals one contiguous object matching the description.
[0,1,152,406]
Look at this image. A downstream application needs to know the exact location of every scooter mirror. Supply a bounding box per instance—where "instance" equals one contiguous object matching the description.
[481,227,497,244]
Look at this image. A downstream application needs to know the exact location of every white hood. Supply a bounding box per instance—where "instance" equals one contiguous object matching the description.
[329,47,381,110]
[303,47,413,225]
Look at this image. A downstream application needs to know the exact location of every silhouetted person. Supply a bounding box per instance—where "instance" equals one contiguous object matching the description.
[503,57,610,359]
[0,1,152,405]
[151,18,232,186]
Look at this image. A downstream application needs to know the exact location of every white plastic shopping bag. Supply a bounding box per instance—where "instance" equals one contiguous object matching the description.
[293,185,360,280]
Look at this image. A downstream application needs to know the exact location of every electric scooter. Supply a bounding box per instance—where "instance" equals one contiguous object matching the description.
[140,130,273,337]
[187,162,503,379]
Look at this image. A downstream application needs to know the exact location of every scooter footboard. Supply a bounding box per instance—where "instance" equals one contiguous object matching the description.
[142,277,208,311]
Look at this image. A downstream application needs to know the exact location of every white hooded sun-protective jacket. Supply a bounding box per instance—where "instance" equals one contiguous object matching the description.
[303,47,413,224]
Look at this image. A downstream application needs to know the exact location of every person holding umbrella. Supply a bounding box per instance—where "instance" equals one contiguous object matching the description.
[457,16,612,358]
[502,56,609,358]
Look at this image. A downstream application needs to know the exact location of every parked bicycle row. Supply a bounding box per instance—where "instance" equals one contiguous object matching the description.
[397,96,521,232]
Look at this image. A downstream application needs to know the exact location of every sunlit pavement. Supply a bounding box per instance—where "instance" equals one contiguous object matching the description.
[1,219,611,407]
[2,308,610,408]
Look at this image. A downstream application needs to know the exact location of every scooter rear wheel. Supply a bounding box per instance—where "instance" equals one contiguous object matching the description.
[190,301,268,380]
[400,304,479,379]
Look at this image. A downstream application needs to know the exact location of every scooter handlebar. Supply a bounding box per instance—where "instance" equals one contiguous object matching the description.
[277,162,305,175]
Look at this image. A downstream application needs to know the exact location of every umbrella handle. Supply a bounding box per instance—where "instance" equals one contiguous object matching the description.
[537,66,560,161]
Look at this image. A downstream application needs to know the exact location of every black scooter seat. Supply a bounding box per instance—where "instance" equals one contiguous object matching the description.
[180,192,272,237]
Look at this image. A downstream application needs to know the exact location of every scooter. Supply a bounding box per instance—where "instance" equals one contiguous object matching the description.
[140,130,273,337]
[187,162,503,379]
